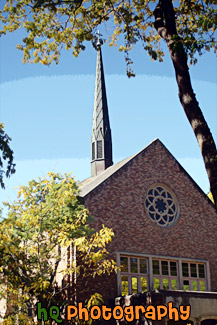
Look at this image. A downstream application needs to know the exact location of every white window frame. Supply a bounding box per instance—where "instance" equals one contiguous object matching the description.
[181,261,207,291]
[152,259,179,291]
[119,255,149,295]
[117,252,210,296]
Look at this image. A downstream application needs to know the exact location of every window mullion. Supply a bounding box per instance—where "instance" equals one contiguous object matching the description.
[120,254,207,295]
[178,259,183,290]
[148,256,153,290]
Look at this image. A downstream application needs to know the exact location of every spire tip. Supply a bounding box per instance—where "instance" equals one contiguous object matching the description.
[95,30,103,49]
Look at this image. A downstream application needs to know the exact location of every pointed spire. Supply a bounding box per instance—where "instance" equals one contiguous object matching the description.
[91,33,113,177]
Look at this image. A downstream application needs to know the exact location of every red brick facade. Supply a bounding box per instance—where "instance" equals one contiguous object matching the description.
[80,139,217,302]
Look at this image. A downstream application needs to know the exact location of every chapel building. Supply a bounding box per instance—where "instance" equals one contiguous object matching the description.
[78,41,217,325]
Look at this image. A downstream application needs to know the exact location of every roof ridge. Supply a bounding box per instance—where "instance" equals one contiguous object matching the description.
[79,138,160,197]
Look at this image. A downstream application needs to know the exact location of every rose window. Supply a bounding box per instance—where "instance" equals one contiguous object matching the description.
[145,185,179,227]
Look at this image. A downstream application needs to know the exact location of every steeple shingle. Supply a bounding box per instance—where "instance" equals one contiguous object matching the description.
[91,44,113,177]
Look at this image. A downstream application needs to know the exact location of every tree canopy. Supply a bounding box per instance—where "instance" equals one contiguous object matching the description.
[0,172,116,323]
[0,0,216,68]
[0,0,217,207]
[0,123,15,189]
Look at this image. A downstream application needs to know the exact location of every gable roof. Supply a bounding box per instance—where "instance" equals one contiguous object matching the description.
[79,138,216,211]
[79,153,134,197]
[79,138,159,197]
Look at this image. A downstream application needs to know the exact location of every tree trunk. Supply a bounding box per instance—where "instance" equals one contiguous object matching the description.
[154,0,217,207]
[73,244,78,325]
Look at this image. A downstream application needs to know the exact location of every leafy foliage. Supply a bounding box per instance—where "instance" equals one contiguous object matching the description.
[0,0,216,75]
[0,172,117,323]
[1,1,217,206]
[0,123,15,189]
[0,1,217,204]
[208,192,214,203]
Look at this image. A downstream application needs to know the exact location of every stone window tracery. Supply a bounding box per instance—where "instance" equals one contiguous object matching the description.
[145,184,179,227]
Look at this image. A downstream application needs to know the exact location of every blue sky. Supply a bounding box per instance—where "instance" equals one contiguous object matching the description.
[0,27,217,212]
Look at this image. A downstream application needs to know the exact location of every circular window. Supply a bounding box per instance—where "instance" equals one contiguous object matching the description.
[145,185,179,227]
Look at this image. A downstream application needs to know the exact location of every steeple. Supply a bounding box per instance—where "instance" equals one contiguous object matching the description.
[91,33,113,177]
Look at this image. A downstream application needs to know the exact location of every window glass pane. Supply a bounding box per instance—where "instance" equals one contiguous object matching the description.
[200,281,206,291]
[171,279,177,290]
[198,264,205,278]
[131,277,138,294]
[170,262,177,276]
[163,278,169,289]
[183,280,189,290]
[182,263,189,277]
[121,276,128,296]
[153,260,160,275]
[140,259,147,274]
[153,278,160,290]
[141,277,147,292]
[192,280,197,291]
[190,264,197,277]
[130,258,138,273]
[162,261,169,275]
[120,257,128,272]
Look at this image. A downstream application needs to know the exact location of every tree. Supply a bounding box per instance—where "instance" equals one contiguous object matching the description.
[208,191,214,203]
[0,172,116,323]
[0,0,217,207]
[0,123,15,189]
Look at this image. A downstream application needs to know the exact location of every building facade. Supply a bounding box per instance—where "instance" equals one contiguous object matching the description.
[78,42,217,324]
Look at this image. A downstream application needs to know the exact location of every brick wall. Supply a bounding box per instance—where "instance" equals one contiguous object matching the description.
[82,140,217,301]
